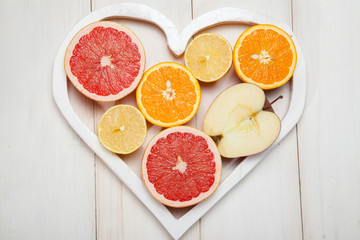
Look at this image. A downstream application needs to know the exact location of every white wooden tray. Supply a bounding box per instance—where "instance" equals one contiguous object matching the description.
[53,3,306,239]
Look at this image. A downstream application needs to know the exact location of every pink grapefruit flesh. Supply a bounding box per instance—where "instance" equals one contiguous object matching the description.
[64,21,146,101]
[142,126,222,208]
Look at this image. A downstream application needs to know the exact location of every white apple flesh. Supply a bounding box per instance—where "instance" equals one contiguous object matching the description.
[203,83,281,158]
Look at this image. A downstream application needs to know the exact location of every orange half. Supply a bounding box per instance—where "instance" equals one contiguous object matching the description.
[136,62,201,127]
[233,24,297,89]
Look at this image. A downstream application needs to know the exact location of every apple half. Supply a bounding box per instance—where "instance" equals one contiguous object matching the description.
[203,83,281,158]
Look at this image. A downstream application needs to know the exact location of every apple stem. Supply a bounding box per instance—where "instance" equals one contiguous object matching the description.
[263,95,283,110]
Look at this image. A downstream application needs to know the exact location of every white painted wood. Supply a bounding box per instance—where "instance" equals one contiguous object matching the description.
[3,1,360,240]
[0,1,95,240]
[193,1,303,239]
[294,0,360,239]
[92,1,199,239]
[52,3,306,239]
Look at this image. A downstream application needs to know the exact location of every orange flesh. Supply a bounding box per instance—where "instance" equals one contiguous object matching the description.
[238,29,293,84]
[140,66,197,123]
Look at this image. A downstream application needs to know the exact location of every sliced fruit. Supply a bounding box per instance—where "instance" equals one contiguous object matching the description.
[233,24,297,89]
[64,21,146,101]
[98,104,146,154]
[142,126,222,208]
[136,62,201,127]
[203,83,281,158]
[184,33,232,82]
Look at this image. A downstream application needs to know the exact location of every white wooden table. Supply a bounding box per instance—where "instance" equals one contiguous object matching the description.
[1,0,360,239]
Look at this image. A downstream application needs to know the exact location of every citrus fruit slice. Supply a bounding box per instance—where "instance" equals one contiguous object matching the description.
[64,21,146,101]
[233,24,297,89]
[98,104,147,154]
[142,126,222,208]
[136,62,201,127]
[185,33,232,82]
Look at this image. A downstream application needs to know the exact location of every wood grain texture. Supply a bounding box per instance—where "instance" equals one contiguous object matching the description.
[294,0,360,239]
[193,0,303,239]
[91,0,199,239]
[0,0,95,239]
[8,0,360,239]
[88,0,302,239]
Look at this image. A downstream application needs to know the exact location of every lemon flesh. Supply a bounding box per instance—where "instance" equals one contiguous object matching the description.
[185,33,232,82]
[99,105,147,154]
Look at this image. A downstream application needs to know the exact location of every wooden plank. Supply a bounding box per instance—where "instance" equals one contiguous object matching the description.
[293,0,360,239]
[192,0,303,239]
[0,0,95,239]
[91,0,199,239]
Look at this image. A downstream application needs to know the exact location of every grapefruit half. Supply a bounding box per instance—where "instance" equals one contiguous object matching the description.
[142,126,222,208]
[64,21,146,101]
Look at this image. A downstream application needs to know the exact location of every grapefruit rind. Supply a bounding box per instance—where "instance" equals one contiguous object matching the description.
[136,62,201,128]
[64,21,146,102]
[233,24,297,90]
[141,126,222,208]
[98,104,147,154]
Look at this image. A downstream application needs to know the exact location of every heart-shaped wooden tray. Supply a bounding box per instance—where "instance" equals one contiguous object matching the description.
[53,3,306,239]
